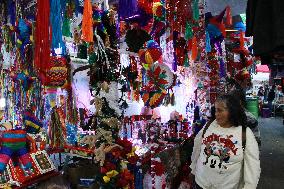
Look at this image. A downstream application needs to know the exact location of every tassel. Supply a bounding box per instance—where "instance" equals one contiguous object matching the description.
[34,0,50,76]
[193,0,199,21]
[172,31,178,71]
[82,0,93,42]
[205,31,211,52]
[184,53,190,67]
[226,6,232,26]
[191,36,198,61]
[240,31,245,50]
[62,16,71,37]
[50,0,63,49]
[185,22,193,41]
[170,93,175,106]
[219,59,226,78]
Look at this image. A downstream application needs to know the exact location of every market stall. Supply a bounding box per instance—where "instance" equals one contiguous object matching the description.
[0,0,257,188]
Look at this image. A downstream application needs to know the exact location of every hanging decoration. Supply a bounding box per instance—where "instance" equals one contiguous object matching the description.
[34,0,51,79]
[141,63,174,108]
[81,0,93,42]
[125,28,151,53]
[45,56,68,87]
[139,40,162,69]
[50,0,64,50]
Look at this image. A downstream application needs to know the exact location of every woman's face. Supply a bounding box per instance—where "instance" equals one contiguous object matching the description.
[215,101,230,127]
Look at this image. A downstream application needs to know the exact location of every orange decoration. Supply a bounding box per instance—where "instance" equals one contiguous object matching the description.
[82,0,93,42]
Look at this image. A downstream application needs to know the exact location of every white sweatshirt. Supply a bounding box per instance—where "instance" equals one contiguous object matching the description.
[190,120,261,189]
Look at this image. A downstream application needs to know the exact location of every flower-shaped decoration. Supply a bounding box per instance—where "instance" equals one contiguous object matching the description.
[141,63,174,108]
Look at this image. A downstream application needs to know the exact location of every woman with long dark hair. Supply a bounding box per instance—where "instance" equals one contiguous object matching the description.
[190,94,260,189]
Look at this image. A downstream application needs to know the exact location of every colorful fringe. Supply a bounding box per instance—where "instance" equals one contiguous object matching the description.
[23,112,43,134]
[0,130,31,172]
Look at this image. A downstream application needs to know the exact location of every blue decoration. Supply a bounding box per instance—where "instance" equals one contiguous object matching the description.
[219,59,226,78]
[66,123,78,145]
[205,31,211,52]
[134,165,143,189]
[8,0,16,25]
[206,24,222,39]
[50,0,64,50]
[234,22,246,32]
[74,0,80,16]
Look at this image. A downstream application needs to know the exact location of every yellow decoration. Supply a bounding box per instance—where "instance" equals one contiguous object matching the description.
[17,39,22,45]
[106,170,119,178]
[143,63,150,70]
[126,152,135,158]
[30,35,34,42]
[120,160,128,170]
[145,51,154,64]
[103,176,111,183]
[150,93,162,106]
[153,2,163,16]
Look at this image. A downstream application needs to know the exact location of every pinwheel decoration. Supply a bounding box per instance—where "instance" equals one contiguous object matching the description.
[141,63,174,108]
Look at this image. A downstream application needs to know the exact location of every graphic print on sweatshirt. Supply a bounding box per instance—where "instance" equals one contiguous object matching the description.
[202,133,239,170]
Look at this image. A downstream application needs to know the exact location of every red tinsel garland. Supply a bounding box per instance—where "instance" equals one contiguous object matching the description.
[167,0,193,33]
[34,0,51,80]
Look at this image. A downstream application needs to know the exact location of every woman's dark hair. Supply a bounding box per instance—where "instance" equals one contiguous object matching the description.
[216,94,247,127]
[230,89,246,106]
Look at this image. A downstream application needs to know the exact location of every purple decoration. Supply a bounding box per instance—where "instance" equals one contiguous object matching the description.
[173,53,177,72]
[8,0,16,25]
[172,31,179,72]
[124,8,152,27]
[219,59,226,78]
[214,41,222,55]
[119,0,138,19]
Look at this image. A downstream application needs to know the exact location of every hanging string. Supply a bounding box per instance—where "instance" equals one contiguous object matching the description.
[81,0,93,42]
[34,0,50,78]
[50,0,64,49]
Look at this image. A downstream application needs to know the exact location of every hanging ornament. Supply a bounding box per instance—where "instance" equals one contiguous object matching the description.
[153,2,165,20]
[62,16,71,37]
[191,36,198,61]
[82,0,93,42]
[192,0,199,21]
[34,0,50,77]
[139,40,162,68]
[185,22,193,41]
[50,0,64,49]
[184,54,190,67]
[205,31,211,52]
[141,63,174,108]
